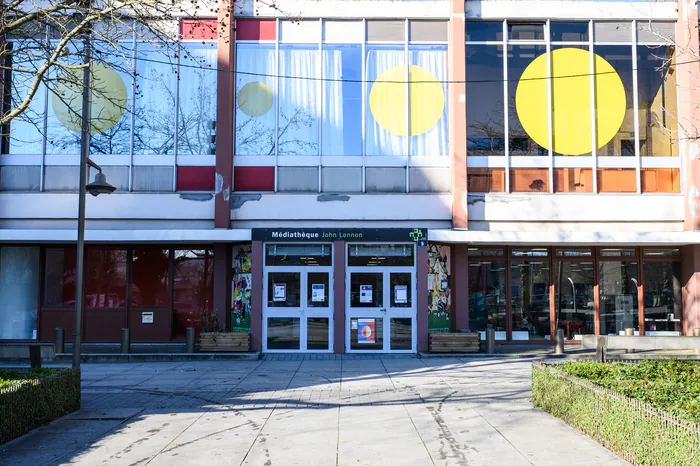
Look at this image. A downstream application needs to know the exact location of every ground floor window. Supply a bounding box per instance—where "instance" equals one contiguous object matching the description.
[0,247,40,339]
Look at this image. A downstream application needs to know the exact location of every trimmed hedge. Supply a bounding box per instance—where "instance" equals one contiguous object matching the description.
[0,369,81,445]
[532,362,700,466]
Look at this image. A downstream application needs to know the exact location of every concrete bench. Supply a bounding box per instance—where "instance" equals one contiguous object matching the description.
[582,335,700,362]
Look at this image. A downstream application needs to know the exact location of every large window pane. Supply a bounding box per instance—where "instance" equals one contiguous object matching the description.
[173,249,214,338]
[465,21,503,42]
[235,44,276,155]
[595,46,635,156]
[279,45,319,155]
[468,168,505,192]
[643,261,682,334]
[46,41,83,155]
[267,272,301,307]
[508,45,547,156]
[178,42,217,155]
[554,261,595,339]
[348,244,414,267]
[307,317,329,350]
[131,248,169,306]
[322,44,362,156]
[44,248,77,307]
[551,45,591,156]
[511,260,551,340]
[409,45,447,156]
[0,247,40,339]
[350,317,383,350]
[366,45,406,156]
[267,317,301,350]
[466,46,504,156]
[350,272,383,308]
[637,46,678,156]
[599,261,639,335]
[265,244,332,267]
[468,260,507,339]
[134,44,177,155]
[86,248,127,308]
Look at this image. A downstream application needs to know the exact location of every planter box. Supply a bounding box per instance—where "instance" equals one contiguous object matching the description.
[199,332,250,352]
[429,332,480,353]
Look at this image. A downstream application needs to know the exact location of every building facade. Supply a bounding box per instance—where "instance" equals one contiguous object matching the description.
[1,0,699,353]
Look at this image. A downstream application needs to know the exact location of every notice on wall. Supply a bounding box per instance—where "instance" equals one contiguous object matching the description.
[142,312,154,324]
[394,285,408,304]
[360,285,373,303]
[273,283,286,302]
[358,319,375,344]
[311,284,325,302]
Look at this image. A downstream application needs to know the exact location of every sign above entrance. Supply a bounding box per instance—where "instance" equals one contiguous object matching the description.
[252,228,428,244]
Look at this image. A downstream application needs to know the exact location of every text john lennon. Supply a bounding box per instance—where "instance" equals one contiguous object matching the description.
[270,231,364,239]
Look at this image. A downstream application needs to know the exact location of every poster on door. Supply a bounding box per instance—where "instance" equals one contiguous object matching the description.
[428,244,451,332]
[311,284,325,302]
[358,319,375,344]
[360,285,373,303]
[273,283,286,302]
[231,244,252,332]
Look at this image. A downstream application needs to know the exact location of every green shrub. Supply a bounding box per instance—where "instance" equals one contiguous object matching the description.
[532,362,700,466]
[0,369,81,445]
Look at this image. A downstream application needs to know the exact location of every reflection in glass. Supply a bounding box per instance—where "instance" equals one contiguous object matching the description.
[348,244,414,267]
[46,42,83,155]
[511,260,551,340]
[466,46,504,156]
[265,244,332,267]
[553,168,593,193]
[366,45,405,156]
[307,272,330,307]
[173,249,214,339]
[323,44,362,156]
[599,261,639,335]
[468,168,505,192]
[465,21,503,42]
[132,248,169,306]
[235,44,276,155]
[641,168,681,193]
[267,272,301,307]
[134,45,177,155]
[350,317,383,350]
[637,46,678,157]
[643,261,682,334]
[44,248,77,307]
[350,273,383,307]
[468,260,507,339]
[509,45,547,156]
[178,43,217,155]
[510,168,549,192]
[390,318,412,350]
[508,23,545,41]
[86,248,127,308]
[554,261,595,339]
[279,45,318,155]
[390,273,412,308]
[595,46,634,156]
[267,317,301,350]
[550,22,589,42]
[410,45,448,156]
[0,247,40,339]
[307,317,329,350]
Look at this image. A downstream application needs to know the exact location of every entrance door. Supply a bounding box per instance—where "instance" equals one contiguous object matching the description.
[262,244,333,352]
[345,267,416,353]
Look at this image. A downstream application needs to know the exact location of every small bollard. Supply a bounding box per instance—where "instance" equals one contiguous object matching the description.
[186,327,196,353]
[694,328,700,354]
[624,327,635,353]
[120,328,130,354]
[485,328,496,354]
[554,328,565,354]
[596,336,606,363]
[29,345,42,368]
[54,328,65,354]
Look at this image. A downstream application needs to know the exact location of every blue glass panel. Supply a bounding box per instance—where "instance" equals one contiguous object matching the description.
[322,44,362,156]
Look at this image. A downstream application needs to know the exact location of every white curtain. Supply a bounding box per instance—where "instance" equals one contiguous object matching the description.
[366,47,405,156]
[0,247,40,339]
[278,46,318,156]
[178,43,217,155]
[411,47,448,156]
[323,49,344,154]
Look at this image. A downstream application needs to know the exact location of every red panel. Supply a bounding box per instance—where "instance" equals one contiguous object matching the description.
[236,19,276,40]
[177,166,216,191]
[234,166,275,191]
[180,19,218,40]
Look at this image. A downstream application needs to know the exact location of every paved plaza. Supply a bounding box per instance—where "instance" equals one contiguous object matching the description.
[0,357,627,465]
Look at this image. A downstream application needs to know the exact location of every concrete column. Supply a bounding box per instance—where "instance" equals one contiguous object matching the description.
[333,241,345,354]
[681,245,700,336]
[214,1,235,228]
[449,0,468,229]
[677,0,700,231]
[213,243,231,331]
[417,245,429,352]
[452,244,470,331]
[251,241,264,351]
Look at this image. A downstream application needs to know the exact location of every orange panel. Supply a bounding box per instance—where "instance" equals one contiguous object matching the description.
[510,168,549,192]
[597,168,636,193]
[641,168,680,193]
[467,168,505,192]
[553,168,592,193]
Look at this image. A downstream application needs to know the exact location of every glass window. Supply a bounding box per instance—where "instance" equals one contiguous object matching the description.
[550,22,589,42]
[265,244,332,267]
[267,317,301,350]
[468,248,504,257]
[307,272,330,307]
[511,260,551,340]
[279,44,319,156]
[641,168,680,193]
[267,272,301,307]
[173,249,214,338]
[508,23,545,41]
[350,317,383,350]
[510,168,549,192]
[0,247,40,339]
[366,45,405,156]
[512,248,548,257]
[554,261,595,339]
[466,46,505,156]
[594,45,635,156]
[554,168,593,193]
[637,46,678,157]
[508,45,547,156]
[409,45,448,156]
[322,44,362,156]
[177,42,217,156]
[468,168,505,192]
[465,22,503,42]
[643,248,679,257]
[643,261,682,334]
[133,44,177,155]
[390,318,412,350]
[307,317,329,350]
[600,248,636,257]
[43,248,77,307]
[556,249,592,257]
[390,273,412,308]
[552,45,591,156]
[235,43,276,156]
[597,168,636,192]
[348,244,414,267]
[350,272,383,307]
[86,248,127,308]
[131,248,169,306]
[46,41,83,155]
[468,260,507,338]
[599,261,639,335]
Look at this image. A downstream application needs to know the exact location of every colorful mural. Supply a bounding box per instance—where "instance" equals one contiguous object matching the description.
[231,244,252,332]
[428,244,451,332]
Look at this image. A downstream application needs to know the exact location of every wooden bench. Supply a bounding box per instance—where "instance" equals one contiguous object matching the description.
[429,332,480,353]
[199,333,251,352]
[582,336,700,362]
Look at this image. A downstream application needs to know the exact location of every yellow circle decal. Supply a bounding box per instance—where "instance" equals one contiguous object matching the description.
[515,48,626,155]
[238,81,273,117]
[369,65,445,136]
[52,64,127,134]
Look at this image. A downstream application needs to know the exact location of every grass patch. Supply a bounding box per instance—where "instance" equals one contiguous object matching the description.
[0,368,64,391]
[557,360,700,424]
